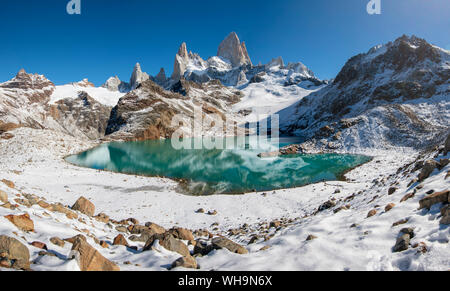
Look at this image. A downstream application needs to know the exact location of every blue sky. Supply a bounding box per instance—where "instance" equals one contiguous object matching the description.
[0,0,449,85]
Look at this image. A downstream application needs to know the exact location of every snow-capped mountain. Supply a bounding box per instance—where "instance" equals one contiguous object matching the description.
[164,32,324,89]
[103,63,150,93]
[105,79,243,141]
[0,34,447,147]
[0,69,126,140]
[0,69,54,125]
[279,35,450,152]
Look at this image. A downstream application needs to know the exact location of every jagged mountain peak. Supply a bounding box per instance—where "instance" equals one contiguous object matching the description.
[172,42,205,81]
[267,56,285,68]
[155,68,167,83]
[130,63,150,90]
[217,32,252,67]
[334,35,448,89]
[0,68,54,91]
[177,42,189,60]
[71,78,95,88]
[16,68,28,78]
[280,35,449,151]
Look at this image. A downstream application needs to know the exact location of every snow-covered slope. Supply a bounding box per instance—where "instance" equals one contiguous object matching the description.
[0,71,124,140]
[51,81,125,107]
[0,126,448,271]
[0,34,449,272]
[105,79,243,141]
[279,35,450,152]
[233,63,327,124]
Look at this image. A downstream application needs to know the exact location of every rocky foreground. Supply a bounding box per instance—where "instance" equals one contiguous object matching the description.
[0,128,448,271]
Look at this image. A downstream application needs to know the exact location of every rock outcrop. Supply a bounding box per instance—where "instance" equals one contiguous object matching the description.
[71,197,95,217]
[105,79,242,141]
[49,91,112,140]
[211,236,248,254]
[155,68,167,84]
[419,190,449,210]
[4,214,34,232]
[103,76,129,92]
[0,235,30,270]
[130,63,150,90]
[280,35,450,151]
[70,237,120,271]
[171,255,198,269]
[143,233,191,257]
[0,190,7,203]
[266,56,285,69]
[217,32,252,67]
[172,42,190,81]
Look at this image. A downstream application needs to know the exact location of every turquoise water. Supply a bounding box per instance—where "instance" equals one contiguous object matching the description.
[66,137,371,195]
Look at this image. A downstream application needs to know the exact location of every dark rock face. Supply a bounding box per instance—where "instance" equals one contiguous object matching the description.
[0,69,54,107]
[0,69,54,92]
[105,81,184,141]
[444,133,450,155]
[143,233,190,257]
[419,190,449,210]
[393,234,410,253]
[318,200,337,212]
[49,91,112,140]
[106,79,242,141]
[331,36,446,114]
[418,160,439,181]
[211,237,248,254]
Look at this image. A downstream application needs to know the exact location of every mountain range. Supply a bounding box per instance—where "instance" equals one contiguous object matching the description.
[0,33,448,151]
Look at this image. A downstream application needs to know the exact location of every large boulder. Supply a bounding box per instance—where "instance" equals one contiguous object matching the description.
[171,43,189,81]
[143,233,190,257]
[94,213,110,223]
[393,234,410,253]
[418,160,439,181]
[168,227,194,241]
[71,197,95,217]
[50,237,65,248]
[171,256,198,270]
[440,205,450,225]
[444,133,450,155]
[217,32,252,67]
[193,241,215,256]
[0,190,8,203]
[211,237,248,255]
[49,203,79,220]
[112,234,129,247]
[4,213,34,232]
[1,179,15,189]
[0,235,30,270]
[145,222,166,234]
[419,190,449,210]
[70,237,120,271]
[318,200,337,212]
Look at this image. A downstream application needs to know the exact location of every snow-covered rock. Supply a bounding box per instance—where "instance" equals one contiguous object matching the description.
[103,76,130,93]
[130,63,150,90]
[279,35,450,152]
[105,79,242,141]
[217,32,252,67]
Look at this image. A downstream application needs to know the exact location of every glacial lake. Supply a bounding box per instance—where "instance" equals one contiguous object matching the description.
[66,137,371,195]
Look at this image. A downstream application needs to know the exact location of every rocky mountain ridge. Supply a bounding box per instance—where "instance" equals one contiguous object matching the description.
[0,34,448,151]
[279,35,450,152]
[102,32,324,90]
